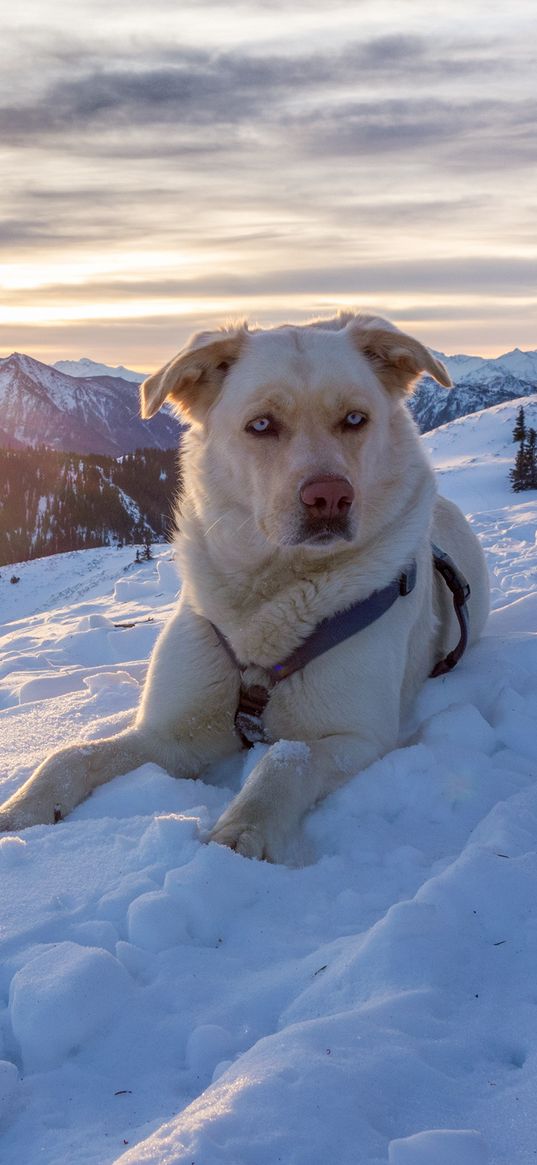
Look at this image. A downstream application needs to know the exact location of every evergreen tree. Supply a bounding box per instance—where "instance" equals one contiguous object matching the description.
[512,406,526,444]
[510,445,528,492]
[511,421,537,492]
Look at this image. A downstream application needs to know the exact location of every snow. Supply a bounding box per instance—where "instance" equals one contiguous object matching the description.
[10,942,132,1074]
[423,393,537,511]
[388,1129,488,1164]
[0,399,536,1164]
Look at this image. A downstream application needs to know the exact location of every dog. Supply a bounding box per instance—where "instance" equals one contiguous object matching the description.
[0,313,490,860]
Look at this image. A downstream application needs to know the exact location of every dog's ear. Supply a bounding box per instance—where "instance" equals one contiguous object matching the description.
[140,327,245,421]
[351,324,452,395]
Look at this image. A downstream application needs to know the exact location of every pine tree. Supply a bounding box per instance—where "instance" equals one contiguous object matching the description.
[513,406,526,444]
[511,422,537,492]
[510,445,528,492]
[143,529,153,560]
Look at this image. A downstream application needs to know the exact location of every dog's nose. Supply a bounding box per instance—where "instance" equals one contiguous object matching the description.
[299,476,355,518]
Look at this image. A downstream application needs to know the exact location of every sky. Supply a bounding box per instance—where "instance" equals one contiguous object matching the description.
[1,0,536,371]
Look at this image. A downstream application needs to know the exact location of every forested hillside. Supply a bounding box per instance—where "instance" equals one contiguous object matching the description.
[0,447,179,566]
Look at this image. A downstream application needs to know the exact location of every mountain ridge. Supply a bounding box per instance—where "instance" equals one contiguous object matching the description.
[0,343,535,452]
[0,353,180,455]
[53,357,146,383]
[410,345,536,432]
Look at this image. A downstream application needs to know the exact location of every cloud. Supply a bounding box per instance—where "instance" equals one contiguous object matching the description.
[0,33,527,137]
[300,99,536,173]
[2,3,536,363]
[4,256,536,305]
[1,29,533,197]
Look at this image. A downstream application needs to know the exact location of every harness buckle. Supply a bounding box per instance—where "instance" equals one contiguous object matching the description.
[235,709,267,746]
[399,561,417,596]
[235,683,270,747]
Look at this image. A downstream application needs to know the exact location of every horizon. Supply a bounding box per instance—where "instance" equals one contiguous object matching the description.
[2,334,537,377]
[2,1,535,368]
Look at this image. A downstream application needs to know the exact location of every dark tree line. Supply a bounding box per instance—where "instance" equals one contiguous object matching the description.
[510,407,537,492]
[0,446,180,566]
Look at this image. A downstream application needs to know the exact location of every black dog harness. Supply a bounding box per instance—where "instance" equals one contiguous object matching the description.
[212,545,471,747]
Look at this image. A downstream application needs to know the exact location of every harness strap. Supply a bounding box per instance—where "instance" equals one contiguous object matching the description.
[268,563,417,682]
[212,563,417,747]
[430,543,471,677]
[212,547,471,747]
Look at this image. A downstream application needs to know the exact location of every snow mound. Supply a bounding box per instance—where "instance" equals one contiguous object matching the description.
[9,943,131,1073]
[388,1129,488,1164]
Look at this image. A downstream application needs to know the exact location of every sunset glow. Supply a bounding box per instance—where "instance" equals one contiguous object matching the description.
[2,0,535,369]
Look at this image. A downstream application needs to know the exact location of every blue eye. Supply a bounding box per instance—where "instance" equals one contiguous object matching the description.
[344,411,367,428]
[246,416,276,435]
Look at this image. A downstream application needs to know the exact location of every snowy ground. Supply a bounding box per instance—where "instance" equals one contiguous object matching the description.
[0,398,536,1165]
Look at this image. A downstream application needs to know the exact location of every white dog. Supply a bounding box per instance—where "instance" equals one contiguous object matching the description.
[0,313,490,859]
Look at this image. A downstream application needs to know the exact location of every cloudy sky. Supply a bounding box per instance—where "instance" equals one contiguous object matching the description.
[1,0,535,370]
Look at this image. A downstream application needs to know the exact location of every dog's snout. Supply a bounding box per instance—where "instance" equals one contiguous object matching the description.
[299,475,355,519]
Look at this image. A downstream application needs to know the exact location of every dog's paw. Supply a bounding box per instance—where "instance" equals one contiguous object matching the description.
[209,818,272,861]
[0,796,61,832]
[0,746,87,831]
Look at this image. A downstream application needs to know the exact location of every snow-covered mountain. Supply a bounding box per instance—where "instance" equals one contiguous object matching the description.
[411,346,537,432]
[2,343,536,454]
[0,353,180,455]
[410,369,535,433]
[0,396,536,1165]
[431,345,537,385]
[53,357,145,384]
[446,346,537,385]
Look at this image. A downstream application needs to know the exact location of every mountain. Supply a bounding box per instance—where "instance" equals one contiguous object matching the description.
[53,357,145,383]
[1,344,536,453]
[411,347,537,432]
[0,353,180,455]
[0,445,178,567]
[409,370,532,432]
[430,346,537,385]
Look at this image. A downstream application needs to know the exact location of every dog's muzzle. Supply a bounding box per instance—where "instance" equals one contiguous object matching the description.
[297,515,354,544]
[297,474,354,544]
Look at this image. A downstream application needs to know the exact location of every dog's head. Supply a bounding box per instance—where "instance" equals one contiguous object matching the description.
[141,314,451,553]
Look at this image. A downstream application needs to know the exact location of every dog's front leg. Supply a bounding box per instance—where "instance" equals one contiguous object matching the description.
[0,599,240,831]
[0,729,161,831]
[209,732,387,861]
